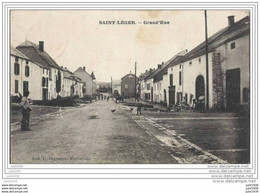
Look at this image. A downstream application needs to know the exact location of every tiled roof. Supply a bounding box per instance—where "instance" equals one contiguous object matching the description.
[16,40,61,69]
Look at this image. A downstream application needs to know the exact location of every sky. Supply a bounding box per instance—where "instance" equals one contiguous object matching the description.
[11,10,249,82]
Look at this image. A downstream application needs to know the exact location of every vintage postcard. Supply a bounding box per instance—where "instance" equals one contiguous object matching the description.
[2,2,258,193]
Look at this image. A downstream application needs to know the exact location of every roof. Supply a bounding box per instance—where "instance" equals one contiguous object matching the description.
[10,46,29,59]
[73,67,91,77]
[139,68,156,81]
[10,46,46,68]
[121,72,138,80]
[16,40,61,69]
[153,50,188,82]
[183,16,250,62]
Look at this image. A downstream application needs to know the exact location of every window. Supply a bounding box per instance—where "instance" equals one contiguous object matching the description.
[179,65,182,69]
[26,60,29,64]
[42,77,45,87]
[125,84,128,89]
[198,58,201,63]
[43,68,44,74]
[189,61,192,65]
[49,69,52,80]
[23,81,29,96]
[231,42,236,49]
[46,78,48,88]
[147,83,150,90]
[15,56,18,62]
[14,62,20,75]
[25,66,30,77]
[179,71,182,86]
[15,80,19,93]
[169,74,173,86]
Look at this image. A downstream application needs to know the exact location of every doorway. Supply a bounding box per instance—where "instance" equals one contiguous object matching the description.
[226,68,240,111]
[195,75,205,100]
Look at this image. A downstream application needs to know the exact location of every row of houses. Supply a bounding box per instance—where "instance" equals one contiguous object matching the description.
[137,15,250,111]
[11,40,97,100]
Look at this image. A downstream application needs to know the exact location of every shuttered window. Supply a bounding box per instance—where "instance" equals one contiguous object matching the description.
[14,62,20,75]
[25,66,30,77]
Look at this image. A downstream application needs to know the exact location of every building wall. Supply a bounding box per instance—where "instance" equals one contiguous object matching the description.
[63,78,74,97]
[29,62,42,100]
[215,34,250,107]
[121,75,138,98]
[11,55,43,100]
[48,68,64,99]
[167,53,214,108]
[74,71,93,96]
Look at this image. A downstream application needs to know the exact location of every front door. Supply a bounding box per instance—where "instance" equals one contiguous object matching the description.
[226,68,240,111]
[168,86,175,107]
[42,88,48,100]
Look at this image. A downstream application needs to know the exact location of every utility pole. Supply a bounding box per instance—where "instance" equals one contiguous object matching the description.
[135,62,137,100]
[204,10,209,110]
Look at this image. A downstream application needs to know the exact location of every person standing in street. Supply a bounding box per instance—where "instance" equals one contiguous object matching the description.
[137,100,142,115]
[20,90,32,131]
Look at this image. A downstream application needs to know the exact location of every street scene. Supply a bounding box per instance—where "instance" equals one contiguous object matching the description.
[11,98,249,164]
[10,10,250,164]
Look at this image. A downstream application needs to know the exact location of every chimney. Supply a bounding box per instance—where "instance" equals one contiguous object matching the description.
[83,66,86,71]
[39,41,44,52]
[158,64,162,69]
[228,16,235,26]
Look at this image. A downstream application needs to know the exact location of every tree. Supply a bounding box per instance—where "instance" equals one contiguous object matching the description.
[56,70,61,96]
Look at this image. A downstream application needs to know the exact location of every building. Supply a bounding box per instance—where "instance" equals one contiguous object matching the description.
[152,50,187,105]
[62,67,84,98]
[121,72,139,98]
[16,40,63,99]
[10,46,48,100]
[139,68,155,101]
[73,67,94,96]
[166,15,249,110]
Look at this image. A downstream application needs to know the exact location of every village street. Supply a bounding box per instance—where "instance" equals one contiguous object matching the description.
[11,100,250,164]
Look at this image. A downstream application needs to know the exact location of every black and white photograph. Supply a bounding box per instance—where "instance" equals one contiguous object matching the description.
[10,9,250,165]
[1,2,259,193]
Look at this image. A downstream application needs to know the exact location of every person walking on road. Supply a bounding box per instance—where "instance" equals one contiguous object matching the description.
[137,100,142,115]
[20,90,32,131]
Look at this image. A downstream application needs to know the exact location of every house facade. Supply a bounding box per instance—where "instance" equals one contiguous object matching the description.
[10,46,46,100]
[166,16,249,110]
[139,16,249,111]
[73,67,94,96]
[16,40,64,100]
[121,72,139,98]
